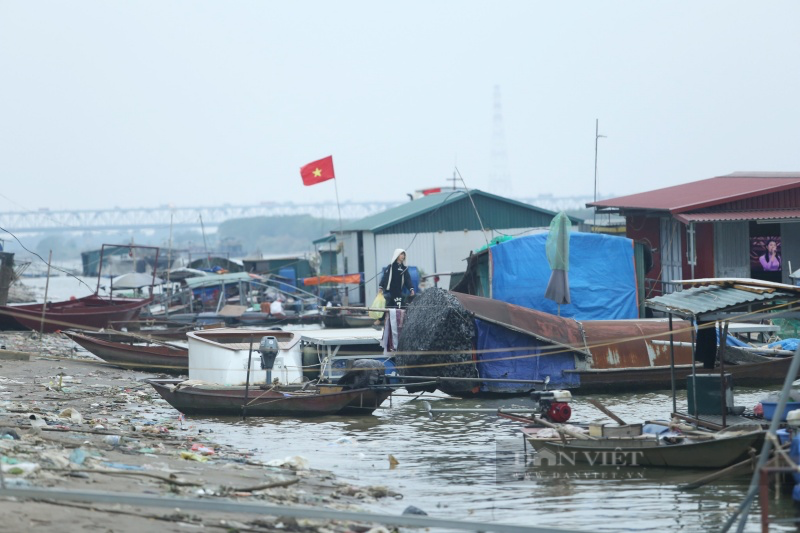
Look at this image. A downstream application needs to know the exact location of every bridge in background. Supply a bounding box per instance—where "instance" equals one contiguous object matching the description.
[0,195,593,235]
[0,202,402,235]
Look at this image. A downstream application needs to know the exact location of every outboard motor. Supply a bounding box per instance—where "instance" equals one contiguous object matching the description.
[530,389,573,423]
[258,336,279,383]
[336,359,386,390]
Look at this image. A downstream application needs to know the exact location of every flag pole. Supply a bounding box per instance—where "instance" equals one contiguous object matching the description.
[331,177,346,306]
[332,177,344,236]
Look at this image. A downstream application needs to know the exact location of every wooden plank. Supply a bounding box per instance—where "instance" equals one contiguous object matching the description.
[0,349,31,361]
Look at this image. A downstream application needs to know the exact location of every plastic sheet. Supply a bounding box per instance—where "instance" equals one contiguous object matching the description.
[474,319,580,392]
[490,232,638,319]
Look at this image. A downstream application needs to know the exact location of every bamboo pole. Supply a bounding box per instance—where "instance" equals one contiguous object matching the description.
[39,250,53,337]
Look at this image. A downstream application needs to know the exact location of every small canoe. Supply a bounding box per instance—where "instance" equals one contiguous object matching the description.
[63,330,188,374]
[533,430,765,469]
[147,378,392,417]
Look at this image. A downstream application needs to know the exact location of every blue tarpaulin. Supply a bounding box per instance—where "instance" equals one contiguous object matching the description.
[474,319,580,393]
[490,232,638,320]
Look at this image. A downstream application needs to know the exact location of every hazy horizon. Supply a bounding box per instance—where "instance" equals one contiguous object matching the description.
[2,2,799,213]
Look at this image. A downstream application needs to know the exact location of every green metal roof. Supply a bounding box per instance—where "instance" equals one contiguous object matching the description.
[336,190,583,234]
[312,234,336,244]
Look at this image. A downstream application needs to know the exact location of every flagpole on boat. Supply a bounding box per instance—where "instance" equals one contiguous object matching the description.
[39,250,53,337]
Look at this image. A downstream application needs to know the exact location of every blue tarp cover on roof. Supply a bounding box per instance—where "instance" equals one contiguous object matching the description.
[474,319,580,392]
[490,232,638,320]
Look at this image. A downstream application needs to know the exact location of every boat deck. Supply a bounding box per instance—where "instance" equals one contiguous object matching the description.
[672,411,765,431]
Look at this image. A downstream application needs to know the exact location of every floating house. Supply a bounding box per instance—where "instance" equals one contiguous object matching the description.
[327,189,583,305]
[588,172,800,295]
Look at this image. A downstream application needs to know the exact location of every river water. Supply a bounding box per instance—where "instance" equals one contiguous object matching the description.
[20,275,799,531]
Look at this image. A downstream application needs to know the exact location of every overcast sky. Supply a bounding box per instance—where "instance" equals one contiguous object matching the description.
[1,1,799,212]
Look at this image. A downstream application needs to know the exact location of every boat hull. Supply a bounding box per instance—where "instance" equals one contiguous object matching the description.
[63,330,187,374]
[574,357,797,393]
[0,295,152,333]
[147,378,392,416]
[535,431,765,469]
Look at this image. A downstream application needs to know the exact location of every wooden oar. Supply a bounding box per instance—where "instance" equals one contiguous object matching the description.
[677,455,757,491]
[587,398,627,425]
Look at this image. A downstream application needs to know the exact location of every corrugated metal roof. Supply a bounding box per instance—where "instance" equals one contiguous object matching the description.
[588,172,800,213]
[184,272,256,289]
[645,283,796,318]
[675,209,800,224]
[337,190,580,233]
[312,234,336,244]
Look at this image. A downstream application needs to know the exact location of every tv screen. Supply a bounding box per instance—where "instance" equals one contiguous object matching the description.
[750,236,781,272]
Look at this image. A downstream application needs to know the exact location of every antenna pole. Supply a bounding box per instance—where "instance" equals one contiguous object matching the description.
[593,119,606,232]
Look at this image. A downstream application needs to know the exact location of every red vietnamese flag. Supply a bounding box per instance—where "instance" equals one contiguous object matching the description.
[300,156,335,186]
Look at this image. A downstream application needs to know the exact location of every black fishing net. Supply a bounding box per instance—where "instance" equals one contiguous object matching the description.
[395,288,478,394]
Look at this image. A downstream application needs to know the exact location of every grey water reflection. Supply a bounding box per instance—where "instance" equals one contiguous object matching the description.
[162,386,800,532]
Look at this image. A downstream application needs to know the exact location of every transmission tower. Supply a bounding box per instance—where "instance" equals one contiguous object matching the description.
[489,85,512,197]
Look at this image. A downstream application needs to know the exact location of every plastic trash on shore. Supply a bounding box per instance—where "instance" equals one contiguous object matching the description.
[265,455,309,470]
[180,451,209,462]
[69,448,86,465]
[190,443,215,456]
[28,414,46,428]
[58,408,83,424]
[1,462,40,476]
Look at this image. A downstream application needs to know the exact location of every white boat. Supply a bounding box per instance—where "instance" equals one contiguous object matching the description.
[187,328,304,386]
[187,327,388,387]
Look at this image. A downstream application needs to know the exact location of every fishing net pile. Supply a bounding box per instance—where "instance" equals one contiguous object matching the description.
[395,288,478,394]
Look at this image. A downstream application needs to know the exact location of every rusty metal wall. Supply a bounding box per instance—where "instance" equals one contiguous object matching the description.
[582,319,694,369]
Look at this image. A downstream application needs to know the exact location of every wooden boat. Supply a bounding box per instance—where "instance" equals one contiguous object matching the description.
[532,430,765,469]
[62,330,188,374]
[397,290,800,396]
[573,354,797,393]
[344,314,377,328]
[0,294,153,333]
[322,307,376,329]
[72,323,221,342]
[236,310,322,326]
[146,378,392,416]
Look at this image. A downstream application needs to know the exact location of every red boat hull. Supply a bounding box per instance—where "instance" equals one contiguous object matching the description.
[0,294,152,333]
[62,330,187,374]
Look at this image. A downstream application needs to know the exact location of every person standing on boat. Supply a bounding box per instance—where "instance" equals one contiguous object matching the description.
[378,249,414,308]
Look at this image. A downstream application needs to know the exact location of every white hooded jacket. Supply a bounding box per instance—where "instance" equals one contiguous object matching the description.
[381,248,410,296]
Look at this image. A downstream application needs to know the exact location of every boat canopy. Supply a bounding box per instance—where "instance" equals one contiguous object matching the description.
[184,272,258,289]
[302,273,363,286]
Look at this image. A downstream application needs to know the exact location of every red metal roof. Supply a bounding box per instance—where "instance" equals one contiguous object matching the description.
[589,172,800,213]
[674,209,800,224]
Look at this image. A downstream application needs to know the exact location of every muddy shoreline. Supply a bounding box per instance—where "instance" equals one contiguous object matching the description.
[0,331,403,532]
